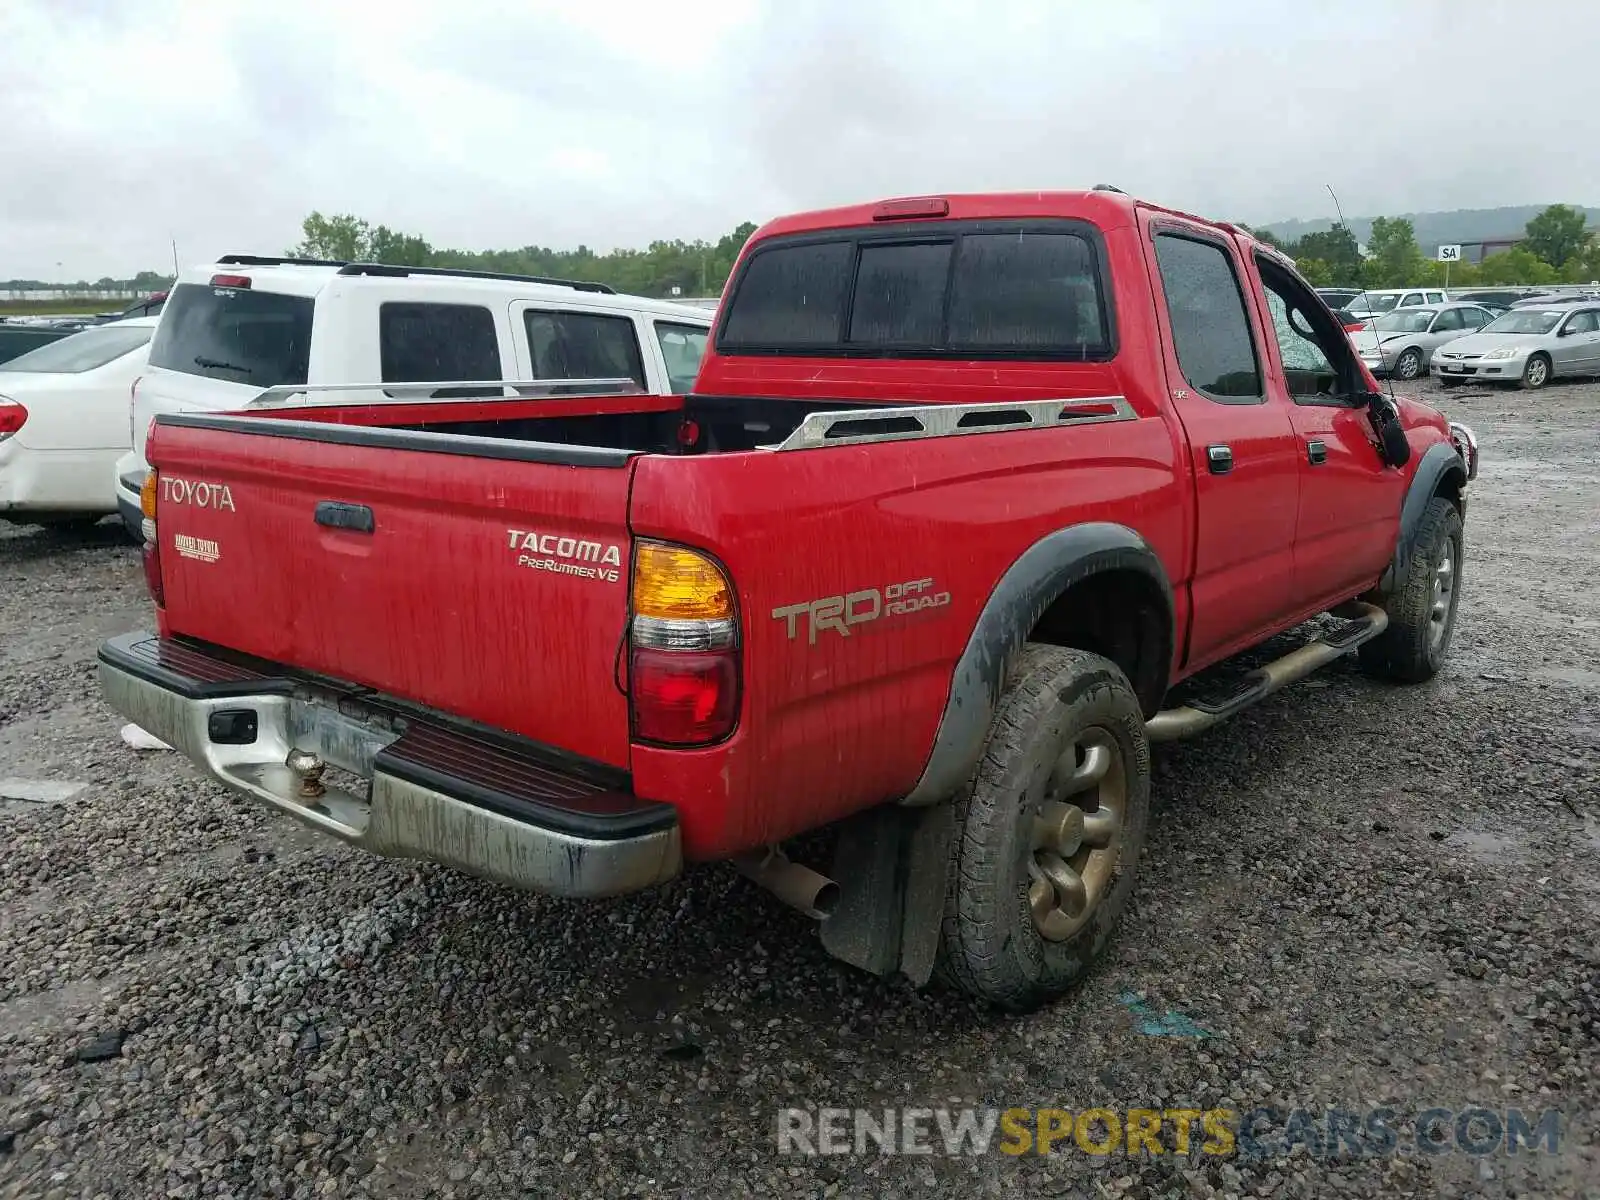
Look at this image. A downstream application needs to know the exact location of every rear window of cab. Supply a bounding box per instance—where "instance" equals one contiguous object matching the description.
[716,220,1115,360]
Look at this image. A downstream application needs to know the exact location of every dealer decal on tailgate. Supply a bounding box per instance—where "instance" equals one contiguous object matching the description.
[505,528,623,584]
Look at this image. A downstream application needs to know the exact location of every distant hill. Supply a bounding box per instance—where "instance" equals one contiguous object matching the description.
[1259,206,1600,253]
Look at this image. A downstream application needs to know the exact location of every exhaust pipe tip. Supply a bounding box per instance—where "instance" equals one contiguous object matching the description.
[734,849,840,922]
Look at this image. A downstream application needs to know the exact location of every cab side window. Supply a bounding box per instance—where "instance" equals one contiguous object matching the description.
[1151,233,1262,403]
[1431,309,1464,332]
[1459,307,1489,330]
[1563,310,1599,335]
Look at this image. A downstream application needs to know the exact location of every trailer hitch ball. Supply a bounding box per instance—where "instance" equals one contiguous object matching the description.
[285,748,327,798]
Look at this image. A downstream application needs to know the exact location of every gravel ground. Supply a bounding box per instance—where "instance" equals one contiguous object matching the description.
[1,378,1596,1199]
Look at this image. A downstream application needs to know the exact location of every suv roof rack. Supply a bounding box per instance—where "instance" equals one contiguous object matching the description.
[216,253,351,268]
[333,262,616,294]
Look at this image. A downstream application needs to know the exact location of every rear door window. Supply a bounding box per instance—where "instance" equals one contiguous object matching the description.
[652,322,710,394]
[1152,234,1262,402]
[148,283,314,385]
[379,302,500,385]
[717,220,1112,359]
[523,310,646,387]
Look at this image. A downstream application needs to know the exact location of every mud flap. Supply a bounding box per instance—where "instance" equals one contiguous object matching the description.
[820,802,956,986]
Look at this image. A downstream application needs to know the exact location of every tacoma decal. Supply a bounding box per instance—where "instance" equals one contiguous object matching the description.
[772,577,952,644]
[506,528,623,584]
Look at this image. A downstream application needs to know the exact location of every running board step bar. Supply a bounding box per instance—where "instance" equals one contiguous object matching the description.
[1146,602,1388,743]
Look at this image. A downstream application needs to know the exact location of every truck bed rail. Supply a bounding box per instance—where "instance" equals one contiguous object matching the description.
[246,378,641,409]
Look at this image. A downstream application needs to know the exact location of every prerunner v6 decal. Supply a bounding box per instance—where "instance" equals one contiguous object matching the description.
[772,577,952,644]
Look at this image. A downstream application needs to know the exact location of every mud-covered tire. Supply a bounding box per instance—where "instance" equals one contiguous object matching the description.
[1359,496,1463,683]
[937,645,1150,1012]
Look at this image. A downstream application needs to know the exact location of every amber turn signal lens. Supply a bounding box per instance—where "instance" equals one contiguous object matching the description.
[140,471,159,520]
[632,542,732,621]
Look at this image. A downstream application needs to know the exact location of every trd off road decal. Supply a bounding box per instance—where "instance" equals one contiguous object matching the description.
[772,577,952,644]
[505,528,623,584]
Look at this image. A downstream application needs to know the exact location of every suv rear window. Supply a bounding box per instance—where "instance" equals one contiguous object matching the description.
[148,283,314,386]
[718,221,1112,359]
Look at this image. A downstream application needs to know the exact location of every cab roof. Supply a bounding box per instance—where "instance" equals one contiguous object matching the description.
[748,189,1258,247]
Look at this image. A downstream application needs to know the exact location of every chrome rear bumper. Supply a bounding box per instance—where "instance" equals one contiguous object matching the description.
[97,633,681,898]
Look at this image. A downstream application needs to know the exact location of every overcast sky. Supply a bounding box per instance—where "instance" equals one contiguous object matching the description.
[4,0,1598,279]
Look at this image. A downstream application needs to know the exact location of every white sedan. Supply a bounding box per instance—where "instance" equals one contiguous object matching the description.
[0,317,156,529]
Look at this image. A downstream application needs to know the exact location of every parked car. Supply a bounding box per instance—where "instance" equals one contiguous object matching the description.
[0,320,77,365]
[0,317,156,527]
[1316,287,1365,310]
[1453,289,1533,307]
[93,292,167,324]
[1349,303,1496,380]
[113,257,713,536]
[1432,301,1600,389]
[99,190,1477,1011]
[1345,288,1449,320]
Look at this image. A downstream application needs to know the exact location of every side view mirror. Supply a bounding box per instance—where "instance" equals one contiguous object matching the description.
[1365,394,1412,468]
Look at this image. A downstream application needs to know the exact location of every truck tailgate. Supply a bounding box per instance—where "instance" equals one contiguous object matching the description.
[149,416,635,768]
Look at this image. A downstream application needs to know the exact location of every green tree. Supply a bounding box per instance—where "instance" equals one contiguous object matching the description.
[289,212,374,261]
[1287,224,1362,287]
[1363,217,1427,287]
[366,225,434,267]
[1475,247,1558,286]
[1561,236,1600,284]
[1292,257,1333,286]
[1523,204,1588,269]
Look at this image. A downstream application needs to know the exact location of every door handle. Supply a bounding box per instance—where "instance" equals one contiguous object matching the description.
[315,501,375,533]
[1206,444,1233,475]
[1307,439,1328,465]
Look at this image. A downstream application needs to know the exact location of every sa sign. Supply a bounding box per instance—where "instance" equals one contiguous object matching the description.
[1438,244,1463,263]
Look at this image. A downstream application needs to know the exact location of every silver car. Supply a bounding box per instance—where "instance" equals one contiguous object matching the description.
[1431,302,1600,390]
[1350,303,1495,380]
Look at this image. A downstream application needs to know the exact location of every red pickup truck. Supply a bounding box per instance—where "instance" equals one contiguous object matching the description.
[100,191,1478,1010]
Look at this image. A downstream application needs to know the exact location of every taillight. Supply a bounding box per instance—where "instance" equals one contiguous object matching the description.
[210,273,252,289]
[140,471,164,607]
[0,397,26,440]
[629,541,739,746]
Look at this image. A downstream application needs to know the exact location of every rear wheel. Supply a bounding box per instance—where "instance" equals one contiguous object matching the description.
[937,646,1149,1012]
[1520,353,1551,390]
[1360,496,1463,683]
[1393,347,1424,381]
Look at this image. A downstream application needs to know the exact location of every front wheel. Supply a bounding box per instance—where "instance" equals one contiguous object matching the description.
[1360,496,1463,682]
[1393,347,1424,381]
[1520,353,1551,390]
[937,646,1150,1012]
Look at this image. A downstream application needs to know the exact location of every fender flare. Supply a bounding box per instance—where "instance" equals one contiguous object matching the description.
[901,522,1173,807]
[1381,441,1467,593]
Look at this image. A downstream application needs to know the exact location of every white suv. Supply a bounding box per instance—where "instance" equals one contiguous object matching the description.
[1344,288,1449,321]
[114,256,713,533]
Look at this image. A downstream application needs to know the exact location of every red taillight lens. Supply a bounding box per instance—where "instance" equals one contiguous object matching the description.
[210,273,252,289]
[142,541,165,607]
[0,399,27,439]
[1343,321,1366,332]
[629,647,738,746]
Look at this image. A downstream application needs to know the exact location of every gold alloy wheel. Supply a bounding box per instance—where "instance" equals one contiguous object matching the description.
[1026,726,1127,942]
